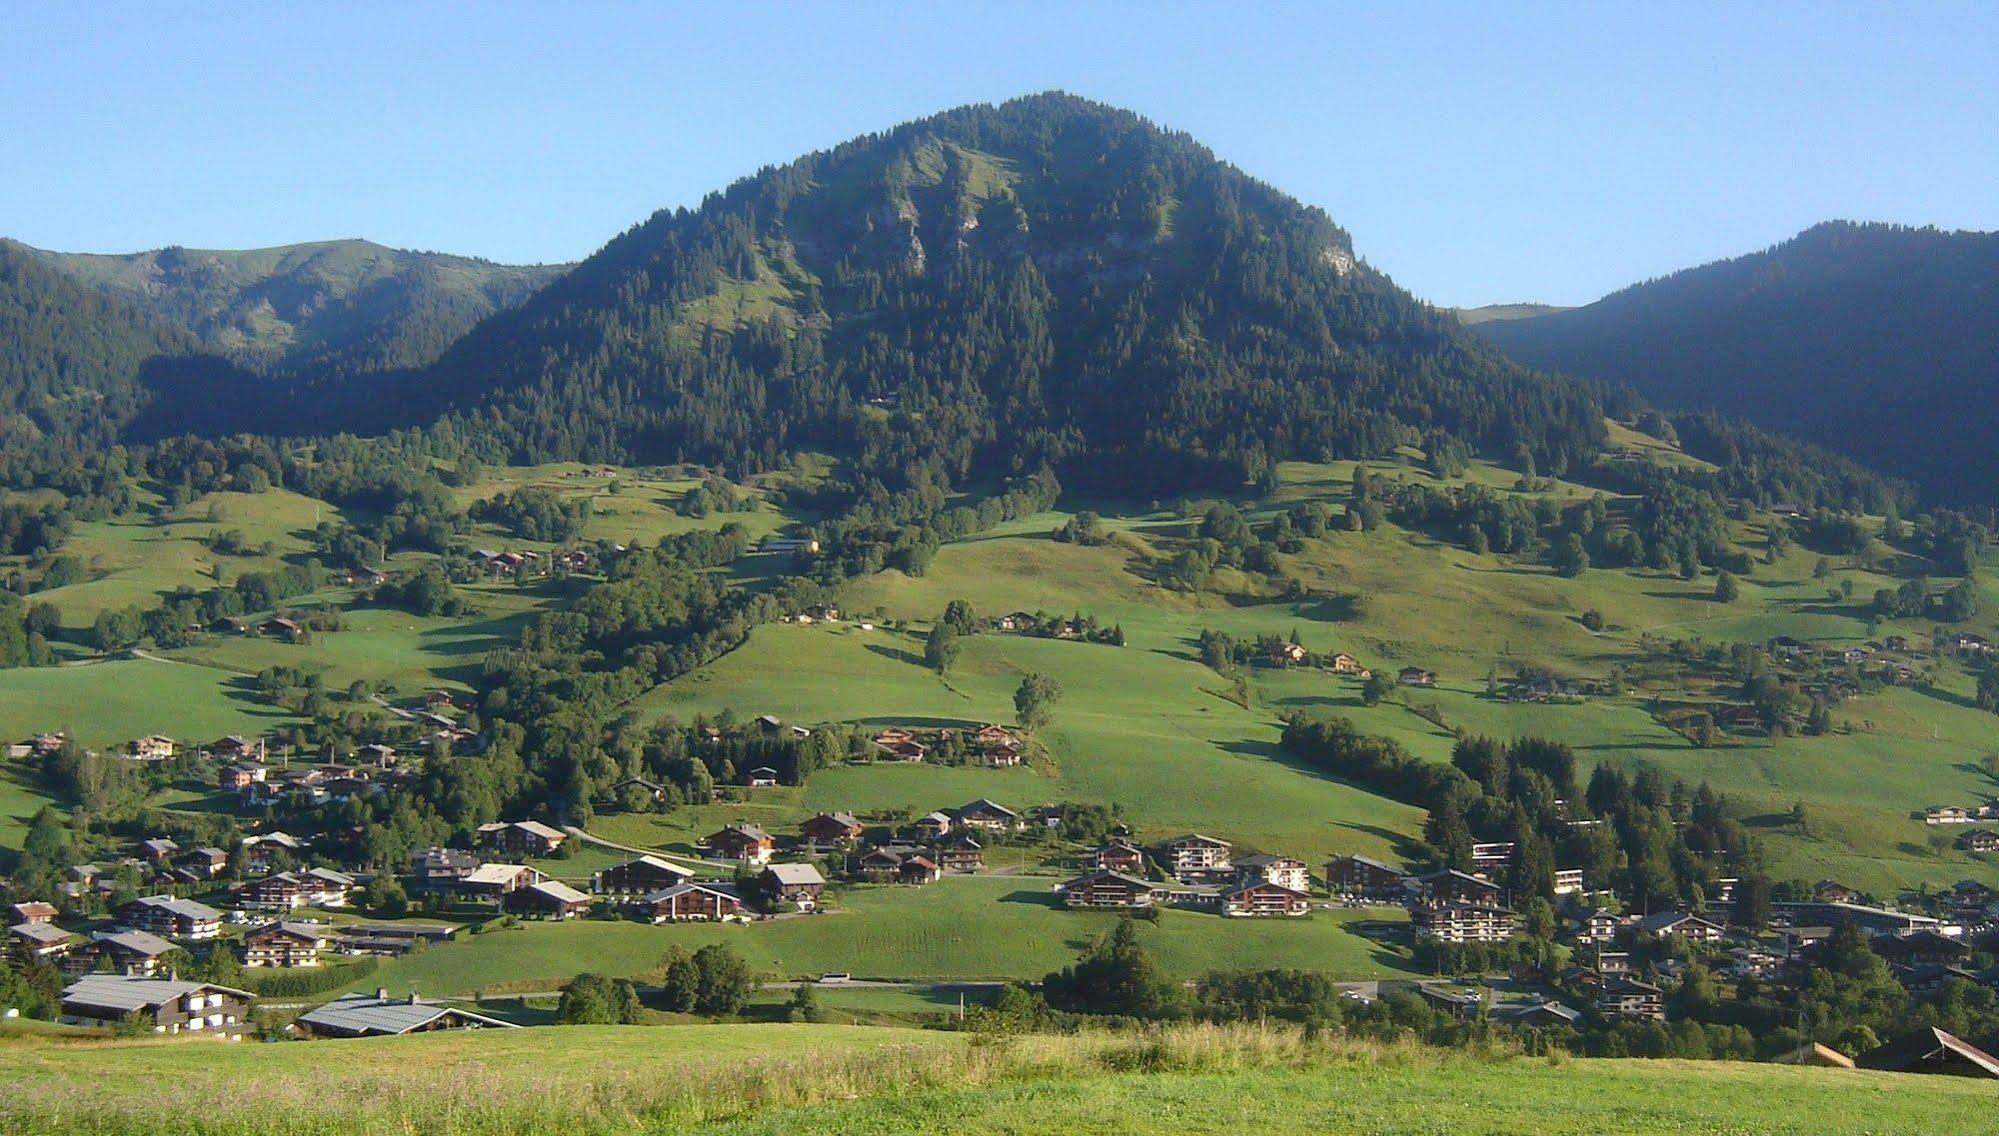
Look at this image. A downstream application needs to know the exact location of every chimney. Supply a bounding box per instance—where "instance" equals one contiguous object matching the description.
[375,988,388,1001]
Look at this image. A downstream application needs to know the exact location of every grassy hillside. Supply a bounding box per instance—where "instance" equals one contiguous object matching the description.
[0,1022,1988,1135]
[344,882,1411,996]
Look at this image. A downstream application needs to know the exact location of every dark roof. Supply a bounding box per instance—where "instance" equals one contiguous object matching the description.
[297,992,517,1037]
[1857,1027,1999,1077]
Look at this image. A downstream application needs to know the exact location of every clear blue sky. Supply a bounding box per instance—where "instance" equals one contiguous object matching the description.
[5,3,1994,306]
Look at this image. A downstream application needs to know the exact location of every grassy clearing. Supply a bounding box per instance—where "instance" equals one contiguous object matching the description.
[0,1021,1987,1136]
[0,656,299,752]
[352,878,1413,994]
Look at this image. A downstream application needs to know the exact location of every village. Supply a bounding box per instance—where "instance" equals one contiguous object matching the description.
[10,698,1999,1077]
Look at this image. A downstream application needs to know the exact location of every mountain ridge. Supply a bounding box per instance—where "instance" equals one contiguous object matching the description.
[11,236,570,380]
[1475,220,1999,504]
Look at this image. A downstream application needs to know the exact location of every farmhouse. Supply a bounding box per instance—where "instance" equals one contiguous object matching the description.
[61,975,253,1037]
[745,766,781,786]
[1413,903,1518,944]
[1330,652,1363,674]
[800,811,866,846]
[913,810,954,839]
[761,862,827,909]
[295,991,518,1039]
[1060,871,1159,908]
[1325,854,1405,901]
[593,855,696,898]
[1220,880,1310,917]
[337,924,458,957]
[506,880,593,919]
[1158,833,1232,876]
[631,881,745,923]
[1398,666,1438,687]
[262,616,303,640]
[178,847,229,880]
[242,921,341,967]
[119,895,222,941]
[1234,854,1311,893]
[707,823,777,864]
[477,820,568,858]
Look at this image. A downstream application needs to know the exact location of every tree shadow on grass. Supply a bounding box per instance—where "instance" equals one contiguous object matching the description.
[864,643,922,667]
[1334,821,1427,864]
[1911,683,1980,713]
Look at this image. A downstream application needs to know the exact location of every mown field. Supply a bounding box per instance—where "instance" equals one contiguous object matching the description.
[0,1021,1988,1136]
[347,879,1413,995]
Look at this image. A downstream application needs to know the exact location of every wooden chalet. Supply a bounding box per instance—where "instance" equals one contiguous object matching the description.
[506,880,593,919]
[1234,854,1310,893]
[761,863,827,909]
[242,921,341,968]
[1220,880,1310,917]
[119,895,222,941]
[800,811,866,846]
[630,881,745,923]
[1325,854,1405,901]
[1093,840,1146,874]
[1413,903,1518,944]
[61,975,253,1037]
[706,822,777,864]
[592,855,696,898]
[1060,871,1158,909]
[476,820,568,858]
[1157,833,1232,876]
[937,837,984,873]
[954,799,1022,832]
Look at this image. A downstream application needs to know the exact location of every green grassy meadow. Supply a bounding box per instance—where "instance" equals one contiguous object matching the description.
[352,879,1413,995]
[1,1021,1989,1136]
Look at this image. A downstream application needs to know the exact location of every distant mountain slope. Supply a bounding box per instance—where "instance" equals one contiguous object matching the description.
[421,92,1612,490]
[0,239,205,447]
[18,238,568,379]
[1475,222,1999,504]
[1451,303,1571,326]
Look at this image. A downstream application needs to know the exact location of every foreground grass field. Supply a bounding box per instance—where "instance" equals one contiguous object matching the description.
[1,1022,1988,1135]
[348,880,1413,994]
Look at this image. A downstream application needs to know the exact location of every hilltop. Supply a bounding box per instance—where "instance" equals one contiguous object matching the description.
[420,91,1609,491]
[1475,221,1999,505]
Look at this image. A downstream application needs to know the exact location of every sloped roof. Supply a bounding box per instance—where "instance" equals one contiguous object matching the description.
[297,992,518,1036]
[523,880,590,905]
[92,929,175,957]
[1858,1027,1999,1077]
[62,974,251,1012]
[640,881,742,904]
[763,863,826,886]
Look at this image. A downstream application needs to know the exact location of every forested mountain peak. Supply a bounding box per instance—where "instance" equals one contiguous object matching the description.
[1476,221,1999,504]
[425,92,1610,491]
[14,236,569,379]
